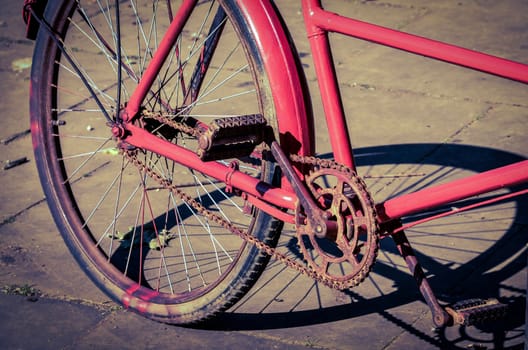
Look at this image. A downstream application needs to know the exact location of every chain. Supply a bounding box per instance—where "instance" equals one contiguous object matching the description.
[143,111,203,138]
[123,148,348,289]
[124,114,377,290]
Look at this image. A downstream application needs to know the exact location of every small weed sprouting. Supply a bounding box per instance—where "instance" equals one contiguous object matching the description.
[1,283,40,298]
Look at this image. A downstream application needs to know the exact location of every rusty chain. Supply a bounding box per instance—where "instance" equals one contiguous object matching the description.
[123,113,379,290]
[142,111,203,138]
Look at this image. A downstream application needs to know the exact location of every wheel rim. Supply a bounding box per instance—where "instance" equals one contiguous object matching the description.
[37,0,275,303]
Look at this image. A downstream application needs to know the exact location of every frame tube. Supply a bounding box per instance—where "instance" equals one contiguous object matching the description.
[302,1,355,168]
[306,3,528,83]
[125,124,297,211]
[377,160,528,222]
[124,0,198,120]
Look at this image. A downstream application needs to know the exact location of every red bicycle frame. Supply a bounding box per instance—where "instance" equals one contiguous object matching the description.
[118,0,528,226]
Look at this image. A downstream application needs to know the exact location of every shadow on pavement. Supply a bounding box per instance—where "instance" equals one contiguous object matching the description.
[203,143,527,349]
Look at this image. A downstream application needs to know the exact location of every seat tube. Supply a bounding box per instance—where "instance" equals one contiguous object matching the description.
[302,0,355,169]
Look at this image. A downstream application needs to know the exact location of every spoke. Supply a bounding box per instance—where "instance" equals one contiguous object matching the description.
[96,180,143,246]
[56,61,116,110]
[137,189,146,286]
[53,109,108,113]
[178,65,253,114]
[82,161,127,229]
[52,79,120,116]
[191,171,243,221]
[52,134,110,141]
[184,5,227,104]
[144,7,230,111]
[132,0,156,73]
[174,209,194,292]
[192,89,256,107]
[58,146,117,160]
[178,86,254,117]
[74,7,140,84]
[196,40,241,102]
[108,155,126,256]
[43,0,271,301]
[203,176,244,214]
[32,12,114,122]
[190,173,225,275]
[171,193,207,291]
[76,1,187,108]
[184,1,216,71]
[123,190,144,278]
[94,0,115,36]
[59,137,114,183]
[184,189,234,274]
[141,182,173,293]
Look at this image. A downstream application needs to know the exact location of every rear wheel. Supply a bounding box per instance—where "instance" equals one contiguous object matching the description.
[30,0,288,324]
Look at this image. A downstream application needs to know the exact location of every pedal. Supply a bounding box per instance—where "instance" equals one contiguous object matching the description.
[445,298,508,326]
[197,114,270,161]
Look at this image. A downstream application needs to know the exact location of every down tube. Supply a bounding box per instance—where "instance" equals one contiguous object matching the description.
[376,160,528,223]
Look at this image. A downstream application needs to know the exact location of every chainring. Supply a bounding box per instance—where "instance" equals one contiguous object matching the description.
[295,166,380,289]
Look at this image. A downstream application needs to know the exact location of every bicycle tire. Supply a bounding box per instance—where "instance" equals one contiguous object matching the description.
[30,0,304,324]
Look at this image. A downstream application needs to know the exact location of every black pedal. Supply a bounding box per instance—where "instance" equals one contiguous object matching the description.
[197,114,270,161]
[445,298,508,326]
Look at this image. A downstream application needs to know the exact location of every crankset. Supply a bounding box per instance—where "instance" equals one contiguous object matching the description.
[122,116,510,327]
[271,142,380,289]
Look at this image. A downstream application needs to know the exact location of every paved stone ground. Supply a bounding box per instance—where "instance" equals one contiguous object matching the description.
[0,0,527,349]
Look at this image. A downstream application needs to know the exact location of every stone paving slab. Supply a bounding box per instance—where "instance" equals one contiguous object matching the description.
[0,0,526,349]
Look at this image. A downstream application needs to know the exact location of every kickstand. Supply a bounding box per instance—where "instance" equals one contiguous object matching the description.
[391,229,451,327]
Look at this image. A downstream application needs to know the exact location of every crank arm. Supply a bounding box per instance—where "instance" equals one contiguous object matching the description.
[392,230,451,327]
[270,141,329,238]
[392,228,510,327]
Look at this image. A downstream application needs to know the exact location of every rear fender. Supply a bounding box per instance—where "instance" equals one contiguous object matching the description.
[233,0,314,156]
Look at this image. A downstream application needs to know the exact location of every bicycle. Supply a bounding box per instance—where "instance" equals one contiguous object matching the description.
[23,0,527,327]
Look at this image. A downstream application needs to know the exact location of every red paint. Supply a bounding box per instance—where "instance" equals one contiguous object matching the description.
[235,0,314,156]
[302,0,355,168]
[125,124,297,211]
[122,283,141,309]
[377,161,528,222]
[304,0,528,83]
[116,0,528,222]
[125,0,198,119]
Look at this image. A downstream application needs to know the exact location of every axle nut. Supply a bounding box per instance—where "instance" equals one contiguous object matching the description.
[111,124,126,138]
